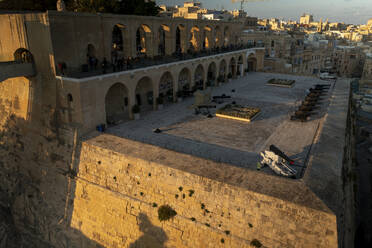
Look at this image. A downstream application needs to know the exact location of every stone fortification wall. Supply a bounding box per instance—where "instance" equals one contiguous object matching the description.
[70,134,338,248]
[303,80,355,248]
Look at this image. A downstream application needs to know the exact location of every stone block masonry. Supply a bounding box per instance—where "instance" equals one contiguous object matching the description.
[71,133,338,248]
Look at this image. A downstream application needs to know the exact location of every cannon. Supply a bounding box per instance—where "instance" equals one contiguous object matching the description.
[259,150,297,178]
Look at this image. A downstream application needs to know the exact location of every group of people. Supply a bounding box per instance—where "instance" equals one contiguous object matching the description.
[111,49,126,72]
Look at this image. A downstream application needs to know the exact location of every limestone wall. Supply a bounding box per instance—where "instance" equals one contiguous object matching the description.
[48,11,243,71]
[70,134,338,248]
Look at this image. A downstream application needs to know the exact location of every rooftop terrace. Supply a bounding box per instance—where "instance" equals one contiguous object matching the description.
[103,72,335,178]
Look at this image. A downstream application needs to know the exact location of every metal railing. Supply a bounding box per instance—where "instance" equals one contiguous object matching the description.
[60,44,262,79]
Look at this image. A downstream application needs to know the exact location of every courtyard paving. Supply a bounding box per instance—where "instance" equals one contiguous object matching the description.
[106,72,335,176]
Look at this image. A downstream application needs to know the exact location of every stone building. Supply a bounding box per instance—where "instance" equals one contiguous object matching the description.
[300,13,314,25]
[361,53,372,85]
[0,9,356,248]
[332,46,365,78]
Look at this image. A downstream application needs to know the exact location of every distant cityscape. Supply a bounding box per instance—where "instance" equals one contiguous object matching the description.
[159,1,372,80]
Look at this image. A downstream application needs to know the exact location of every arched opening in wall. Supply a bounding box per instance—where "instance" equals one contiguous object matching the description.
[105,83,129,125]
[224,26,230,47]
[237,55,243,76]
[219,59,227,83]
[189,26,200,52]
[247,55,257,72]
[158,25,167,56]
[235,35,239,46]
[112,24,126,71]
[203,26,212,50]
[207,62,217,86]
[159,72,174,104]
[229,57,237,78]
[86,44,97,71]
[135,77,154,113]
[194,64,204,90]
[215,26,222,48]
[178,67,192,93]
[14,48,34,63]
[67,94,73,102]
[136,24,152,56]
[176,24,185,53]
[66,93,74,123]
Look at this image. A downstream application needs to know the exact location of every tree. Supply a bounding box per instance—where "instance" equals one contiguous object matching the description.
[0,0,60,11]
[0,0,161,16]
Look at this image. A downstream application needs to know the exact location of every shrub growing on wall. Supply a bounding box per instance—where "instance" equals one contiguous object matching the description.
[158,205,177,221]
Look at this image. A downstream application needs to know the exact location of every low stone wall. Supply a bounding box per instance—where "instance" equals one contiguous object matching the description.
[70,133,338,248]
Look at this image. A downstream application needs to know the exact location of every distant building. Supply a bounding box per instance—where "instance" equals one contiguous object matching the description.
[202,11,233,21]
[173,1,205,19]
[300,13,314,25]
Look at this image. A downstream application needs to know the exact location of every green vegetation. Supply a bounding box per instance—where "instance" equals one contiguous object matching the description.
[250,239,262,247]
[0,0,160,16]
[221,238,225,243]
[248,223,253,228]
[224,230,230,235]
[152,203,158,208]
[188,189,195,197]
[190,217,196,222]
[178,186,183,191]
[158,205,177,221]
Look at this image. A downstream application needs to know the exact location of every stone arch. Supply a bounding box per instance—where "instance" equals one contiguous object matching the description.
[135,77,154,112]
[105,83,129,125]
[203,25,213,50]
[247,54,257,72]
[207,62,217,86]
[111,23,126,64]
[229,57,237,78]
[215,26,223,48]
[87,44,96,58]
[86,44,98,70]
[112,24,126,70]
[237,55,244,76]
[158,24,171,56]
[158,26,166,56]
[224,26,230,47]
[66,93,73,123]
[159,71,174,104]
[136,24,152,56]
[189,26,201,52]
[14,48,33,63]
[178,67,192,92]
[112,24,125,52]
[194,64,205,90]
[176,24,186,53]
[219,59,227,82]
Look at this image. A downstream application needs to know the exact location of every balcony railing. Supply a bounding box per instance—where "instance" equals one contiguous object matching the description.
[58,44,263,79]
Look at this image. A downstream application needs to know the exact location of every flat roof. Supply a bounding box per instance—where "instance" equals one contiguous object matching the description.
[105,72,335,178]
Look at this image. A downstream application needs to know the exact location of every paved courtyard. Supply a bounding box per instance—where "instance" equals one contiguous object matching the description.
[106,72,335,176]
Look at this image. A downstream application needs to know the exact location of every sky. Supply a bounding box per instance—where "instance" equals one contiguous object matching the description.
[155,0,372,25]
